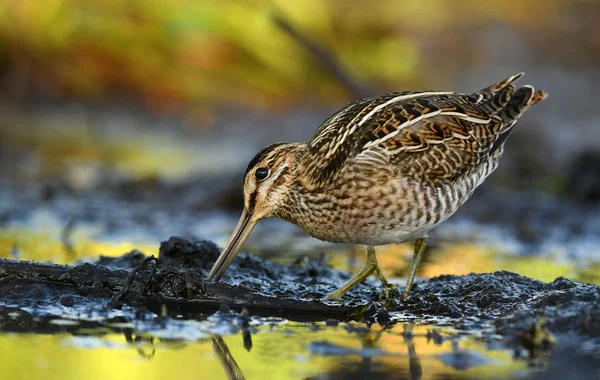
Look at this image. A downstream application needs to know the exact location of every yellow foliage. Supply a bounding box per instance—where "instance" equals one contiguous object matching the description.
[0,0,582,110]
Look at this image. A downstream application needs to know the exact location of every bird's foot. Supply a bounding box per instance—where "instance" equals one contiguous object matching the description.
[374,267,399,303]
[376,283,400,303]
[322,289,345,302]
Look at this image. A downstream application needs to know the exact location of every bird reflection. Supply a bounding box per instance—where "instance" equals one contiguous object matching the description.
[319,323,424,380]
[359,324,423,380]
[402,324,422,380]
[211,336,246,380]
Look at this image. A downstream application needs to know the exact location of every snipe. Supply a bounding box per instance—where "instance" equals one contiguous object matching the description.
[207,73,547,301]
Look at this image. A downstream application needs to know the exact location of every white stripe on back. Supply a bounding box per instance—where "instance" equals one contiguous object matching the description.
[356,91,453,130]
[363,110,489,148]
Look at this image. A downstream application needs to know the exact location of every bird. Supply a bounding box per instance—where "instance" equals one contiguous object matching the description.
[207,73,547,301]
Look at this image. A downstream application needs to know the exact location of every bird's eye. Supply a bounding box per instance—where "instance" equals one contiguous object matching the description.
[255,167,269,181]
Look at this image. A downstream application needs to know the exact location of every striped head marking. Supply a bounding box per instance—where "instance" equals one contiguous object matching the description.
[206,142,303,282]
[242,142,302,220]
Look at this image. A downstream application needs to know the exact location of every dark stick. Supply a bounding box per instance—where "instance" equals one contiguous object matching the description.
[0,258,363,322]
[272,14,373,99]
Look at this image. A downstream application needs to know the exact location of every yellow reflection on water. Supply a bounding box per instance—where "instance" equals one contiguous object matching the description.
[0,324,528,380]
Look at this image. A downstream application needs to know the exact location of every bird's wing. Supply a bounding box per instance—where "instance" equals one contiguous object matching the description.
[306,73,546,187]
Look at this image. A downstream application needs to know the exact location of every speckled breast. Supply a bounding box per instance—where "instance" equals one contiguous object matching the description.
[286,161,497,246]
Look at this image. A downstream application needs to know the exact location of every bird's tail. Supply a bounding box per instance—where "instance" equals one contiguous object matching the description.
[477,73,548,154]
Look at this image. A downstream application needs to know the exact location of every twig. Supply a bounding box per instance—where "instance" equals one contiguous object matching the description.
[272,13,373,99]
[0,258,365,321]
[61,217,77,258]
[108,256,158,307]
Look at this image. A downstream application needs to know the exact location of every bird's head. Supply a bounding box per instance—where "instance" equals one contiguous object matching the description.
[207,142,305,281]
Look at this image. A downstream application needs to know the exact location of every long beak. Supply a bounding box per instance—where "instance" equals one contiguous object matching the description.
[207,209,257,282]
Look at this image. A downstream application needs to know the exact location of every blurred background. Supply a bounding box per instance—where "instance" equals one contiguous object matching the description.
[1,0,600,277]
[1,1,600,379]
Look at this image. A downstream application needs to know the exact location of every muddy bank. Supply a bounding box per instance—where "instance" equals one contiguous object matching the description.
[0,239,361,323]
[1,237,599,351]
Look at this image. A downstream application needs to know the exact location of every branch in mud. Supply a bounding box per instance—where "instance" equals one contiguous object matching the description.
[0,258,364,322]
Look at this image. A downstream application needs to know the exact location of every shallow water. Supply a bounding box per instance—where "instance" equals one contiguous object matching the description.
[0,321,530,380]
[1,201,599,379]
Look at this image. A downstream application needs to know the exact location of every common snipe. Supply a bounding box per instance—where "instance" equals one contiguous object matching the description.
[208,73,547,301]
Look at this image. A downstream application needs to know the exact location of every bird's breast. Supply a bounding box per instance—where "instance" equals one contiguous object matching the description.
[285,170,488,245]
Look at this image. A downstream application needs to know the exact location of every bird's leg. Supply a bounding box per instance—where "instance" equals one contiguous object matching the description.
[401,237,427,299]
[368,246,399,301]
[323,245,393,301]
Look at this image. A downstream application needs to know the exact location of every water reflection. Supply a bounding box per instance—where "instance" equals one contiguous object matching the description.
[123,329,156,360]
[1,202,597,379]
[334,325,424,380]
[403,325,423,380]
[211,337,246,380]
[437,340,493,371]
[0,316,532,379]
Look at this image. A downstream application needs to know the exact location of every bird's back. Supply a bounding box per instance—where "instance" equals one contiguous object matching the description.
[291,74,547,245]
[306,73,546,186]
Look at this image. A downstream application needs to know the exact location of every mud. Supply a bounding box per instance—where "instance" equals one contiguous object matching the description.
[1,237,599,354]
